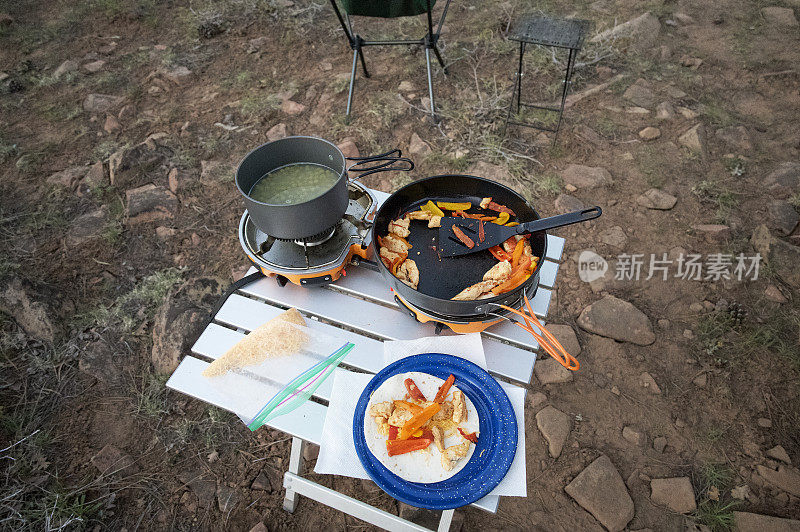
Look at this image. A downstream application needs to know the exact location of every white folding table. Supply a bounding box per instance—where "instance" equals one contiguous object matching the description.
[166,189,564,532]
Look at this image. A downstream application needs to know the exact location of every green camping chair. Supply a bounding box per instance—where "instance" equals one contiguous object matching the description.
[329,0,452,121]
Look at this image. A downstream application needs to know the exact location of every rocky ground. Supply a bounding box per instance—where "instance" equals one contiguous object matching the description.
[1,0,799,530]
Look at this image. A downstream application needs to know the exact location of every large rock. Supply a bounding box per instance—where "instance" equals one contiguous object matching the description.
[591,13,661,51]
[767,200,799,235]
[536,406,571,458]
[761,6,799,26]
[554,193,585,214]
[54,59,79,79]
[715,126,753,153]
[125,184,178,224]
[565,455,634,531]
[599,226,628,247]
[692,224,730,242]
[408,133,432,157]
[577,296,655,345]
[79,338,127,385]
[83,93,125,114]
[764,162,800,196]
[91,444,139,476]
[734,512,800,532]
[151,277,224,373]
[636,188,677,210]
[266,123,288,141]
[82,161,107,188]
[108,139,173,186]
[46,166,86,187]
[770,240,800,288]
[65,206,110,247]
[678,124,704,153]
[547,324,581,355]
[650,477,696,513]
[757,464,800,497]
[468,161,513,186]
[561,164,612,189]
[535,358,574,384]
[623,79,656,109]
[656,101,675,120]
[0,279,58,342]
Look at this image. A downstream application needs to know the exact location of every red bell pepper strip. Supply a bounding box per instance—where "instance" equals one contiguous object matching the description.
[404,378,426,402]
[488,246,512,262]
[478,220,485,243]
[458,428,478,443]
[486,201,516,216]
[433,374,455,404]
[389,425,398,440]
[451,225,475,249]
[386,437,432,456]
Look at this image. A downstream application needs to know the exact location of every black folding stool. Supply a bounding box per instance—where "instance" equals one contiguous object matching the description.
[504,16,592,141]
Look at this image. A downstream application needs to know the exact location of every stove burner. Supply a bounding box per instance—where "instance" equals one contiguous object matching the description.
[292,226,337,247]
[240,181,375,277]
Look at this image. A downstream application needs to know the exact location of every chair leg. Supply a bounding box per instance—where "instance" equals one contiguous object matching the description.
[346,47,359,118]
[358,47,370,78]
[433,43,447,74]
[425,47,437,121]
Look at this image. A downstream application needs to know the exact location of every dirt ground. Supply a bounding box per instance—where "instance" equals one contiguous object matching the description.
[1,0,799,530]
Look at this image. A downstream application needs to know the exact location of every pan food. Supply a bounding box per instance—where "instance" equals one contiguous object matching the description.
[378,195,538,300]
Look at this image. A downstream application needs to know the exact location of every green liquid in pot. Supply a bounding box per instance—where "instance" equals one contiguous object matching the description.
[248,163,340,205]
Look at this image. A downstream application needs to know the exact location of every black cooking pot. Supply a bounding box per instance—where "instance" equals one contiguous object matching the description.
[236,136,412,239]
[372,174,547,318]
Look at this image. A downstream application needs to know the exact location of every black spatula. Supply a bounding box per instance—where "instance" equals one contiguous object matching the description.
[438,206,602,257]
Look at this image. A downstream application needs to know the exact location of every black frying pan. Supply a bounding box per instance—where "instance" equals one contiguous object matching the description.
[372,174,547,318]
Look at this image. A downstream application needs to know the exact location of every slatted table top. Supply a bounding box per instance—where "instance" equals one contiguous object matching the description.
[166,188,564,513]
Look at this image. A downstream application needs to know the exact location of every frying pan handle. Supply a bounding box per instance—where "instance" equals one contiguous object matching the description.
[346,149,414,180]
[491,296,579,371]
[515,206,602,236]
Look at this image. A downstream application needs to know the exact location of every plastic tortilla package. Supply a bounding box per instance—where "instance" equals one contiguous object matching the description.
[202,308,354,430]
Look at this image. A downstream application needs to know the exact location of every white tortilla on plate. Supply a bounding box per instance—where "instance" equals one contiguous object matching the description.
[363,371,480,483]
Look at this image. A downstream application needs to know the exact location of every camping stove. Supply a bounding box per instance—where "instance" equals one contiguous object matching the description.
[392,282,539,335]
[239,182,376,286]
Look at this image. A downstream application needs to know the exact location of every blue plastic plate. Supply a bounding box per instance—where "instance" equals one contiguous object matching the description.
[353,353,517,509]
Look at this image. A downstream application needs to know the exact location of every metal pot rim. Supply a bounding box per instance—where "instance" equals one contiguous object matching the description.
[234,135,346,207]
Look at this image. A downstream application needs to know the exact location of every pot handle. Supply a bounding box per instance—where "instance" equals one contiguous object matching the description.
[491,296,579,371]
[346,149,414,180]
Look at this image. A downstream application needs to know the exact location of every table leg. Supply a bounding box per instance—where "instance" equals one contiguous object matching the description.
[283,437,306,512]
[437,509,455,532]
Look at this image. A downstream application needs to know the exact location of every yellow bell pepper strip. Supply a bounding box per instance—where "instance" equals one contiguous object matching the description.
[404,378,427,402]
[505,221,520,227]
[436,201,471,211]
[511,239,525,269]
[398,403,440,440]
[390,252,408,275]
[393,400,423,414]
[491,211,510,225]
[433,374,455,403]
[386,437,432,456]
[421,200,445,217]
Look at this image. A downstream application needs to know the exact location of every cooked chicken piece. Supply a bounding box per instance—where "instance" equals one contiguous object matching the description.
[432,401,453,421]
[441,441,470,471]
[428,215,442,228]
[477,292,497,299]
[483,260,512,282]
[388,407,414,427]
[523,241,533,259]
[431,425,445,452]
[480,197,492,209]
[405,210,432,221]
[452,390,467,423]
[374,416,391,436]
[368,401,394,419]
[382,234,411,254]
[451,279,501,301]
[379,247,402,267]
[396,259,419,289]
[502,235,523,253]
[388,218,410,238]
